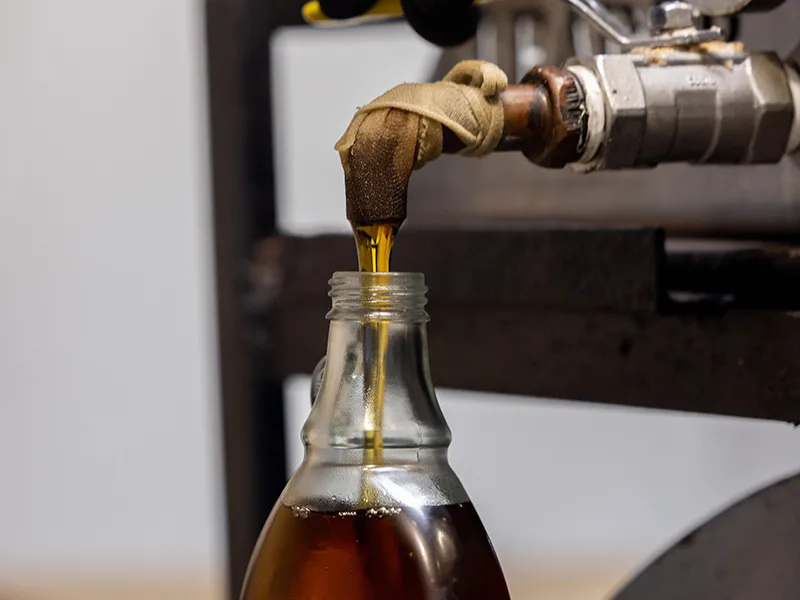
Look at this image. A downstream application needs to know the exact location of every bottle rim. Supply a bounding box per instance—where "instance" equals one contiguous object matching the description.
[327,271,429,322]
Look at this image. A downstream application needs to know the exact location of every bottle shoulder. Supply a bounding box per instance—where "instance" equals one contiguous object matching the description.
[281,448,469,512]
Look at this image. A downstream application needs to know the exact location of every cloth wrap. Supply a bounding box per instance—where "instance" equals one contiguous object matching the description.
[335,60,508,225]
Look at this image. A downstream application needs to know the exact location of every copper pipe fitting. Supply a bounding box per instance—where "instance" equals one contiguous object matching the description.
[443,68,588,168]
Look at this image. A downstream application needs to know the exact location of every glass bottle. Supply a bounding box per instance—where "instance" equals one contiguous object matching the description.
[241,272,510,600]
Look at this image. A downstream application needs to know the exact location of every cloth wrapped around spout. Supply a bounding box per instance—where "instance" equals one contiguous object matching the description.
[335,60,508,226]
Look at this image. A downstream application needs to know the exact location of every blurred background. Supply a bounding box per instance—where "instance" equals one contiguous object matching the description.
[3,1,800,599]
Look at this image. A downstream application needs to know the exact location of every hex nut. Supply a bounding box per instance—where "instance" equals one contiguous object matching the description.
[648,1,696,32]
[745,53,793,163]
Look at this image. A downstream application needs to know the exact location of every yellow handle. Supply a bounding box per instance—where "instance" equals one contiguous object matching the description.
[302,0,483,25]
[302,0,404,25]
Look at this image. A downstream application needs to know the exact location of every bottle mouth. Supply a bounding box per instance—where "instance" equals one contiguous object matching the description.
[327,272,429,323]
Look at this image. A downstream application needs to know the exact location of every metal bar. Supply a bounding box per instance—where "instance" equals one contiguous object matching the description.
[407,158,800,240]
[205,0,290,596]
[278,304,800,422]
[562,0,632,46]
[275,229,665,313]
[263,230,800,422]
[666,240,800,310]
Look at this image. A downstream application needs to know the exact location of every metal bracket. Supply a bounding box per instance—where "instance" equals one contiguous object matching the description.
[564,0,723,49]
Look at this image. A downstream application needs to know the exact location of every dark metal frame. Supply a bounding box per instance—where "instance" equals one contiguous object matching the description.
[205,2,800,596]
[205,0,303,592]
[272,231,800,421]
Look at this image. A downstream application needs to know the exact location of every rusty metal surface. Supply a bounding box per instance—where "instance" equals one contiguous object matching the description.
[519,67,587,166]
[613,471,800,600]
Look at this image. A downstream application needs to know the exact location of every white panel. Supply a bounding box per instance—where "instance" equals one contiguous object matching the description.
[0,0,223,575]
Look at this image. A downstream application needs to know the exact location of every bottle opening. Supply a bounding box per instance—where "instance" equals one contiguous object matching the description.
[327,272,429,323]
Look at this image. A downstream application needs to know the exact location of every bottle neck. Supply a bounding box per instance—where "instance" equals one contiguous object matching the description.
[286,272,469,511]
[302,273,451,453]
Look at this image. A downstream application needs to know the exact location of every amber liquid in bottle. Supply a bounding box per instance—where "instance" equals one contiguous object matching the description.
[242,503,510,599]
[241,222,511,600]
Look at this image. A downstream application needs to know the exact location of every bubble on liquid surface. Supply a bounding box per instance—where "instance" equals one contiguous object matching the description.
[366,507,402,519]
[292,506,311,519]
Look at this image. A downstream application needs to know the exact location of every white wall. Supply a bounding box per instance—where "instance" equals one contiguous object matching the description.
[0,0,223,576]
